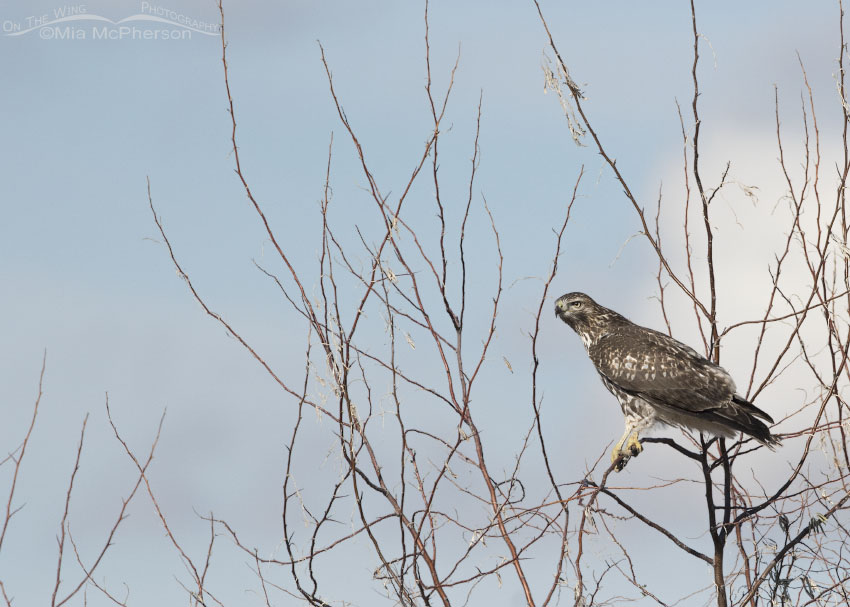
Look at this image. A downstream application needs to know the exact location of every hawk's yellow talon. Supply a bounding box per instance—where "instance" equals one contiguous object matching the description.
[611,430,636,471]
[611,440,632,471]
[613,453,630,471]
[611,447,622,465]
[626,434,643,457]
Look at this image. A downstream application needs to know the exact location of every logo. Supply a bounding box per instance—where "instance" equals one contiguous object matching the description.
[3,3,219,41]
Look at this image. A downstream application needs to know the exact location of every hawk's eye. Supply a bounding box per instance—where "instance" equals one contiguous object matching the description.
[570,301,583,309]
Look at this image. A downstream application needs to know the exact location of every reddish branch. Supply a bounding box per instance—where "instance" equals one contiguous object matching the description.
[0,352,46,556]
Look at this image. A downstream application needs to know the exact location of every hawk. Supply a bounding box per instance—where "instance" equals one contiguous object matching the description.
[555,292,779,470]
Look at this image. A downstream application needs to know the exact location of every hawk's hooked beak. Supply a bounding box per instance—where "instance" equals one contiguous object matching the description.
[555,299,566,319]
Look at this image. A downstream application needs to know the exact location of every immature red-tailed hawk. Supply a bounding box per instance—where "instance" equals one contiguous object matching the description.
[555,292,779,470]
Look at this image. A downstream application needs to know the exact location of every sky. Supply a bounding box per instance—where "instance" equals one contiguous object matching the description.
[0,1,847,606]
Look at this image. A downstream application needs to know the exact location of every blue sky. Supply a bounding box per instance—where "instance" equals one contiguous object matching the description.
[0,1,845,605]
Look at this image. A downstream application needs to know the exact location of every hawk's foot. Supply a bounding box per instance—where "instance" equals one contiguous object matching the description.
[611,446,631,471]
[611,431,642,471]
[614,453,630,471]
[626,434,643,458]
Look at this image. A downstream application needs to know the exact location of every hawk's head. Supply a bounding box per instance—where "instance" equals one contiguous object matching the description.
[555,292,619,346]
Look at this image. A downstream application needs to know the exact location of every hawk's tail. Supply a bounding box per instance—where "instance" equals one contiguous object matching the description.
[730,394,781,449]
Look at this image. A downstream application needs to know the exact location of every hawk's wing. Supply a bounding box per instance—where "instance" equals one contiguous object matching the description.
[588,324,735,412]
